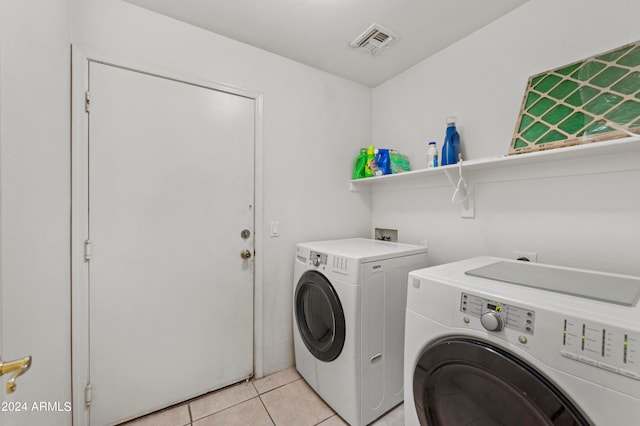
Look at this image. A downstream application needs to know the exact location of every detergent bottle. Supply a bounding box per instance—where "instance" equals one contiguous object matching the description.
[364,145,378,177]
[375,149,391,175]
[427,141,438,168]
[352,148,367,179]
[441,117,460,166]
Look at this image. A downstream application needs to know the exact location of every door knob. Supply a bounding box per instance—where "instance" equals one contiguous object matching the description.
[0,355,32,394]
[241,249,252,260]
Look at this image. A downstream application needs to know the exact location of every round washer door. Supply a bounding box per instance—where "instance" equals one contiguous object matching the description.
[294,270,346,362]
[413,338,590,426]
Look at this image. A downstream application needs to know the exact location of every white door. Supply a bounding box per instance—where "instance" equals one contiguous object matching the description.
[86,62,255,425]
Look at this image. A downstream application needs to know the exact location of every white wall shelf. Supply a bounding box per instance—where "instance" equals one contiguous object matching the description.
[350,135,640,218]
[350,135,640,192]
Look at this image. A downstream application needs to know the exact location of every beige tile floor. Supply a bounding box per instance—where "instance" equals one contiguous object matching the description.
[120,367,404,426]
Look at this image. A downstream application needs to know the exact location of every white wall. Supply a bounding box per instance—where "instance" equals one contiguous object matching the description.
[71,0,372,376]
[372,0,640,275]
[0,1,72,425]
[4,0,638,423]
[1,1,371,422]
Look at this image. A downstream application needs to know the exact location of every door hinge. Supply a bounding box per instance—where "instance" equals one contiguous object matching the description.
[85,383,92,406]
[85,91,91,113]
[84,240,92,262]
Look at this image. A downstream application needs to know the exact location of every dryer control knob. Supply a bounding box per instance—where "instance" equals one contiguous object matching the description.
[312,257,321,267]
[481,312,504,332]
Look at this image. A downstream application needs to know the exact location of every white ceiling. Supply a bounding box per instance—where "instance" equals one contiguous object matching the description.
[124,0,528,87]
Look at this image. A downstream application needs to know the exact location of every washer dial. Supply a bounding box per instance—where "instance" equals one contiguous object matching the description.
[481,311,504,331]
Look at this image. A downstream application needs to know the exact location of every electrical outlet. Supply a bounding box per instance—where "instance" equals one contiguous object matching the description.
[513,250,537,262]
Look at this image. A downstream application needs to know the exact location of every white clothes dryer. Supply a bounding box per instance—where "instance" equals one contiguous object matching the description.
[293,238,428,426]
[404,257,640,426]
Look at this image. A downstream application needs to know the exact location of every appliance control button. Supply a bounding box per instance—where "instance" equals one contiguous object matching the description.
[619,369,640,380]
[597,362,619,373]
[560,350,578,360]
[480,312,504,332]
[518,336,528,344]
[577,355,598,366]
[312,257,321,267]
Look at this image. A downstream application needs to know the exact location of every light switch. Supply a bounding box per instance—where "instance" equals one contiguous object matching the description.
[270,221,280,237]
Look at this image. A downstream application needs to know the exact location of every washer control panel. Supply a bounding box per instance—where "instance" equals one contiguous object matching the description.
[309,251,328,267]
[560,317,640,380]
[460,292,536,335]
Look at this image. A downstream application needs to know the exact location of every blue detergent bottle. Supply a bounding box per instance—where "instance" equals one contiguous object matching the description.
[441,116,460,166]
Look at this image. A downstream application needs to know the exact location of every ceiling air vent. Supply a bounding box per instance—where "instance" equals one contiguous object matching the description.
[350,23,399,55]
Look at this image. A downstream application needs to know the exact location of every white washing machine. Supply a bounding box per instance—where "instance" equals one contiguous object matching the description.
[404,257,640,426]
[293,238,428,426]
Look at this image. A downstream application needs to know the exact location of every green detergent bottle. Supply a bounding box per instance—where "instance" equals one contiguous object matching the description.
[364,145,378,177]
[352,148,367,179]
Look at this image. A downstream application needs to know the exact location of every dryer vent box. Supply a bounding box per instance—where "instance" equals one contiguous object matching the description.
[375,228,398,242]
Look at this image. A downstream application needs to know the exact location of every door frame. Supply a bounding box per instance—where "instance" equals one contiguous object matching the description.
[70,45,265,425]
